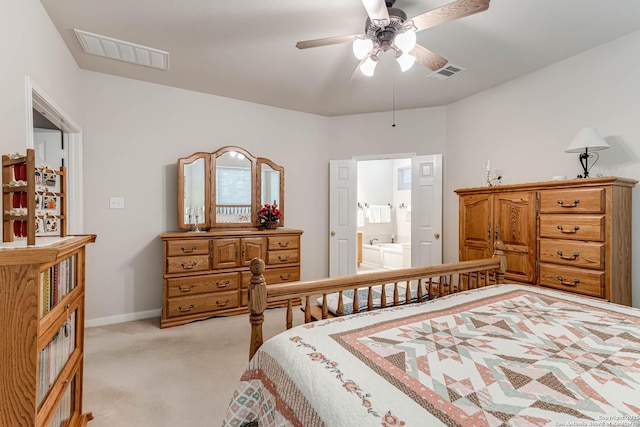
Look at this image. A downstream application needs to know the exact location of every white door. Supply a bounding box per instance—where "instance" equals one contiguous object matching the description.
[329,159,357,277]
[411,154,443,267]
[33,128,64,169]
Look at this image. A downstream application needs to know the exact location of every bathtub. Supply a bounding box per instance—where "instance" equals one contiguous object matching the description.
[361,243,411,269]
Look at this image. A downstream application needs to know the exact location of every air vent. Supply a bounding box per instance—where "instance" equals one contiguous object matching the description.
[74,29,169,70]
[429,64,465,81]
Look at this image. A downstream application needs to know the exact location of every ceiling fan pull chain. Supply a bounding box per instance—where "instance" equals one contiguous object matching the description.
[392,69,396,127]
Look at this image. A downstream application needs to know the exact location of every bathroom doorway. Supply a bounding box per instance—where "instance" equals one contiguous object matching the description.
[329,154,442,277]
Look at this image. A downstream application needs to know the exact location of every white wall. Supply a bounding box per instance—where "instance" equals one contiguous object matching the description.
[0,0,82,164]
[79,72,330,322]
[445,30,640,307]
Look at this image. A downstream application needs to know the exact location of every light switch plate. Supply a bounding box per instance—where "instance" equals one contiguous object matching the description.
[109,197,124,209]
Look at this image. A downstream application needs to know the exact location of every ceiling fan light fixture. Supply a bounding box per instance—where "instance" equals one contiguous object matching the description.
[353,37,374,60]
[394,28,416,52]
[360,55,378,77]
[396,51,416,72]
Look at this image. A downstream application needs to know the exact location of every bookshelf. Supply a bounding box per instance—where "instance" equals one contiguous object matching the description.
[0,234,96,427]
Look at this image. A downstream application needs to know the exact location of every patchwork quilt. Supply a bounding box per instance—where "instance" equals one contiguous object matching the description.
[223,284,640,427]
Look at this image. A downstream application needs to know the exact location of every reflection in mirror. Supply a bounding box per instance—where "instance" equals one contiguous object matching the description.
[261,164,280,208]
[183,158,206,227]
[215,151,252,223]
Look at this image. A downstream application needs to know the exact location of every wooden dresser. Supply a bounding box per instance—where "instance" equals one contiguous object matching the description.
[456,177,636,305]
[160,228,303,328]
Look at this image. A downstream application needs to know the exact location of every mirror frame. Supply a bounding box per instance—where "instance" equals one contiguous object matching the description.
[257,157,285,227]
[177,146,285,230]
[177,152,211,230]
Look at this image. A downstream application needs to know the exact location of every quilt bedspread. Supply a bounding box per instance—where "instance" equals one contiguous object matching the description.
[223,284,640,427]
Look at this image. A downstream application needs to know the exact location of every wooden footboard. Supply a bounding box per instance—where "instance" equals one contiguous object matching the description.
[248,242,506,360]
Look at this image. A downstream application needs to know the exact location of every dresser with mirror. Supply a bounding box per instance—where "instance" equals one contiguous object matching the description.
[160,146,302,328]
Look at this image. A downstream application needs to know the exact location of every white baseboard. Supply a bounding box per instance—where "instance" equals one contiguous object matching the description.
[85,309,161,328]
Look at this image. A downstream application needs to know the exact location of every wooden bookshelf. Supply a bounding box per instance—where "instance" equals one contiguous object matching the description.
[0,235,96,426]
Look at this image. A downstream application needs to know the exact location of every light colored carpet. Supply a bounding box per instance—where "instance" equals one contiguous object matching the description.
[83,307,304,426]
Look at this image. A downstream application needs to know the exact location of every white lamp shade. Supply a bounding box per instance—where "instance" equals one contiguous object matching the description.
[394,29,416,52]
[352,38,373,60]
[359,56,378,77]
[396,51,416,72]
[565,127,610,153]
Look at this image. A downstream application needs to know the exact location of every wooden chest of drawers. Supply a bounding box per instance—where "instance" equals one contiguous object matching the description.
[160,228,303,328]
[457,177,636,305]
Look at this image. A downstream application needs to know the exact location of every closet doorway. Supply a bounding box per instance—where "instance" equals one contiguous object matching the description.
[329,154,442,277]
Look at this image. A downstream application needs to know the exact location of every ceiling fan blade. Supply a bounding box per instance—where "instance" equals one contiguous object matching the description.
[411,44,448,72]
[361,0,390,27]
[411,0,490,32]
[296,34,360,49]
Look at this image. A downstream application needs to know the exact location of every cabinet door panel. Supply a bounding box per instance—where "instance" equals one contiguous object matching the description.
[241,237,266,266]
[459,194,492,259]
[212,238,240,269]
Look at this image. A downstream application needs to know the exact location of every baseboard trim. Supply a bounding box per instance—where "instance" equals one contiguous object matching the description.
[85,309,161,328]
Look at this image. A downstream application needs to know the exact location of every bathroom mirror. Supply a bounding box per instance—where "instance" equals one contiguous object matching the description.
[177,146,284,230]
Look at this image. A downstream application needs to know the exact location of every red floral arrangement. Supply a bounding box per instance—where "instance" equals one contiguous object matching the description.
[258,202,281,225]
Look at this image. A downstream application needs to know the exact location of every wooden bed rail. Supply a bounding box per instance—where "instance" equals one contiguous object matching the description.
[248,242,506,360]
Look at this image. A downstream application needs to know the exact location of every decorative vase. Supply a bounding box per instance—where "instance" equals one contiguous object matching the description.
[261,220,278,230]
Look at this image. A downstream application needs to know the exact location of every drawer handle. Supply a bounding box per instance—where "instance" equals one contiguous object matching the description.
[216,299,230,307]
[556,276,579,287]
[557,199,580,208]
[216,280,230,288]
[280,273,292,280]
[557,225,580,234]
[181,245,197,253]
[181,261,198,269]
[278,255,290,262]
[178,304,194,312]
[178,284,194,292]
[556,250,579,261]
[278,241,290,248]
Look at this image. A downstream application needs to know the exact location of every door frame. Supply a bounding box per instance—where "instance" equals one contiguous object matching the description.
[25,76,84,233]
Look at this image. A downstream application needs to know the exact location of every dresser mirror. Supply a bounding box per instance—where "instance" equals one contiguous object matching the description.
[177,146,284,230]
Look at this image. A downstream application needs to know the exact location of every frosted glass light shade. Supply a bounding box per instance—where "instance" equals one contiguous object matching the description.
[565,127,610,152]
[396,51,416,72]
[359,56,378,76]
[353,38,373,60]
[394,29,416,52]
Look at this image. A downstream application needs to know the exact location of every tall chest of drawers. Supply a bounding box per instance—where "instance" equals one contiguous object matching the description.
[160,228,303,328]
[457,177,636,305]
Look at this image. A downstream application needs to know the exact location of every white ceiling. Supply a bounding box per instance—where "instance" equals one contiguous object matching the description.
[40,0,640,117]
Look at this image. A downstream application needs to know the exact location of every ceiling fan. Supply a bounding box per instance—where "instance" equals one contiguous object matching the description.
[296,0,490,78]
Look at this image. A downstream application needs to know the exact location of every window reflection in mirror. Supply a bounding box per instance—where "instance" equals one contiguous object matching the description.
[215,151,252,223]
[261,164,280,207]
[183,158,206,226]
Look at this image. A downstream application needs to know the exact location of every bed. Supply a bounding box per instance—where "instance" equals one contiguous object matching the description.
[223,245,640,426]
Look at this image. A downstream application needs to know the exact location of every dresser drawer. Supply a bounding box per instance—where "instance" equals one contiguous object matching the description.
[539,215,604,241]
[166,291,239,318]
[538,263,604,298]
[538,240,604,269]
[268,235,299,250]
[538,188,605,214]
[166,239,210,256]
[166,255,210,274]
[266,249,299,265]
[242,267,300,287]
[166,273,240,298]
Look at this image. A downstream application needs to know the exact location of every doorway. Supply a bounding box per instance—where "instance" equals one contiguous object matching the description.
[329,153,443,277]
[26,77,83,233]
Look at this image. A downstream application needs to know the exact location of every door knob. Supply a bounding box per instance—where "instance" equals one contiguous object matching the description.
[330,231,336,236]
[434,233,440,239]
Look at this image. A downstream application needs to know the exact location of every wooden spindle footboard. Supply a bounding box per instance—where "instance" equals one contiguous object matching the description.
[248,241,506,360]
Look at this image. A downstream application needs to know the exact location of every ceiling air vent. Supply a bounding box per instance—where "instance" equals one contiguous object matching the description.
[74,29,169,71]
[429,64,465,81]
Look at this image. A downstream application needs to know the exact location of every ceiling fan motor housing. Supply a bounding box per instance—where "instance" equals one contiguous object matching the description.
[365,7,407,52]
